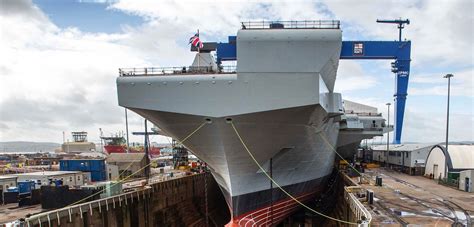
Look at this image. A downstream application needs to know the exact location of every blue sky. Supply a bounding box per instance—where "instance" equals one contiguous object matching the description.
[33,0,143,33]
[0,0,472,144]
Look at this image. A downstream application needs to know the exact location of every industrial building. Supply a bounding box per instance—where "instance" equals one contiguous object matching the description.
[61,132,96,153]
[0,175,17,191]
[425,144,474,181]
[106,153,146,178]
[0,176,17,201]
[59,159,106,182]
[371,144,434,175]
[13,171,91,189]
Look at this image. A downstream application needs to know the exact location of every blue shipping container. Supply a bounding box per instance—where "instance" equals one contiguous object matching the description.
[60,160,105,172]
[90,171,106,182]
[18,181,35,194]
[60,159,106,182]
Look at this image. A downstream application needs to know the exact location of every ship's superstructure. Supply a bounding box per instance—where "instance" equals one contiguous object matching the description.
[116,21,389,226]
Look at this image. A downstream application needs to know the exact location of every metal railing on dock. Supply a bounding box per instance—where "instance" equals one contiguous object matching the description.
[241,20,340,29]
[20,173,205,227]
[344,186,372,225]
[23,187,150,227]
[119,65,236,77]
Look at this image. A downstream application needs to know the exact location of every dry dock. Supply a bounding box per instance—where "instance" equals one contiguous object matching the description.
[342,168,473,226]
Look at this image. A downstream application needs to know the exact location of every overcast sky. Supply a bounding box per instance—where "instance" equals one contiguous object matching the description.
[0,0,472,145]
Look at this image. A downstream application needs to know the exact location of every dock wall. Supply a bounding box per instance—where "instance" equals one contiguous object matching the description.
[21,173,229,227]
[330,171,370,227]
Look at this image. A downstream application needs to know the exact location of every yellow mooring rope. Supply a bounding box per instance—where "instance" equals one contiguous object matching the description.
[316,128,372,183]
[230,122,358,225]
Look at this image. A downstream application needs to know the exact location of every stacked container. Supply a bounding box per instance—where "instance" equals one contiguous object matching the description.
[59,159,106,182]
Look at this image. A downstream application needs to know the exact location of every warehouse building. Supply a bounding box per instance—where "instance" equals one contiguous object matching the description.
[425,144,474,183]
[106,153,146,179]
[371,144,434,175]
[13,171,91,189]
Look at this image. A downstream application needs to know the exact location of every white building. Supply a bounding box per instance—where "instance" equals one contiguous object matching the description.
[425,144,474,180]
[106,164,119,181]
[371,144,434,175]
[0,175,17,192]
[459,170,473,193]
[13,171,91,189]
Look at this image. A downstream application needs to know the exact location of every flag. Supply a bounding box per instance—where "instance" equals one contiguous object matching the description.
[189,33,204,49]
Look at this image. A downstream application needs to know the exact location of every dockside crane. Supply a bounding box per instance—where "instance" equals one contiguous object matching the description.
[376,19,410,42]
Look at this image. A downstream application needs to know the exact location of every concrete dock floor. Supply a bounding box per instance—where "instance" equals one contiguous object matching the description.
[360,168,473,226]
[0,203,42,224]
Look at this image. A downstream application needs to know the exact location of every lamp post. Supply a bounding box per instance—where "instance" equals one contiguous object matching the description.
[443,74,453,180]
[386,103,391,166]
[125,108,130,153]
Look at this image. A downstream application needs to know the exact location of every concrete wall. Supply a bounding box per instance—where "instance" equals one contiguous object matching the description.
[62,143,96,153]
[26,173,229,227]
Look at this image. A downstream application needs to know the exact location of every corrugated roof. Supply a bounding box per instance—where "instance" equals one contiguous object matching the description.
[343,100,378,114]
[106,153,145,163]
[13,171,82,177]
[371,143,436,152]
[442,145,474,170]
[0,175,17,180]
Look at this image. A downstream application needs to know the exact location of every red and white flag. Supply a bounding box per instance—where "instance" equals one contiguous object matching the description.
[189,33,204,49]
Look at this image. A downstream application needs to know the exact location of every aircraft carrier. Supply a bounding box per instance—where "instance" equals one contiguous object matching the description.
[116,20,389,226]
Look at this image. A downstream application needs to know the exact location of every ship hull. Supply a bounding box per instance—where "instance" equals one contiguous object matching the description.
[129,103,339,224]
[228,176,327,226]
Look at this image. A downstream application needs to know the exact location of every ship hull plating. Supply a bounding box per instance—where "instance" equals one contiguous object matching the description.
[130,104,339,223]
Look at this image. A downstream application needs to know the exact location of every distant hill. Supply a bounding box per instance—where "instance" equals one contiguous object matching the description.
[0,141,61,153]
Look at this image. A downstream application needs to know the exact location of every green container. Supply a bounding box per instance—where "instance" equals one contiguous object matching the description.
[448,172,459,180]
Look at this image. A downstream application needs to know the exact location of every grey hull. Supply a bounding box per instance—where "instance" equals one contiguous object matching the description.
[131,104,339,216]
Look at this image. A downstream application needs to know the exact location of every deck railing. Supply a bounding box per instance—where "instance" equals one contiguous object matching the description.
[344,186,372,225]
[119,65,236,77]
[241,20,340,29]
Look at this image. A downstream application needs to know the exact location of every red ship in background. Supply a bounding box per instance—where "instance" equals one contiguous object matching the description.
[101,135,161,156]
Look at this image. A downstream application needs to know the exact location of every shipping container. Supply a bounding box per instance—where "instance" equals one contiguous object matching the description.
[60,159,106,181]
[17,181,35,195]
[90,171,107,182]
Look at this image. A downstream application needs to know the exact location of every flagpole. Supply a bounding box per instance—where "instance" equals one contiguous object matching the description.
[197,29,200,70]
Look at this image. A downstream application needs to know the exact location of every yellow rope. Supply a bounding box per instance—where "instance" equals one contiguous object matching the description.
[317,129,372,183]
[68,121,207,207]
[230,122,358,225]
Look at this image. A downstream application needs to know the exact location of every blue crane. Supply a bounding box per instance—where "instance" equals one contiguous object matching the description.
[213,19,411,144]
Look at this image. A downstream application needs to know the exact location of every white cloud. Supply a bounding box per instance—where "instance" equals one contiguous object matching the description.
[402,109,473,143]
[334,61,378,92]
[322,0,474,67]
[409,68,474,97]
[0,0,472,145]
[0,0,162,143]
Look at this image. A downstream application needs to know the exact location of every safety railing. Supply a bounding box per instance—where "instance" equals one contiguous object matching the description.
[344,186,372,225]
[21,187,150,227]
[17,173,204,227]
[119,65,236,77]
[241,20,340,29]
